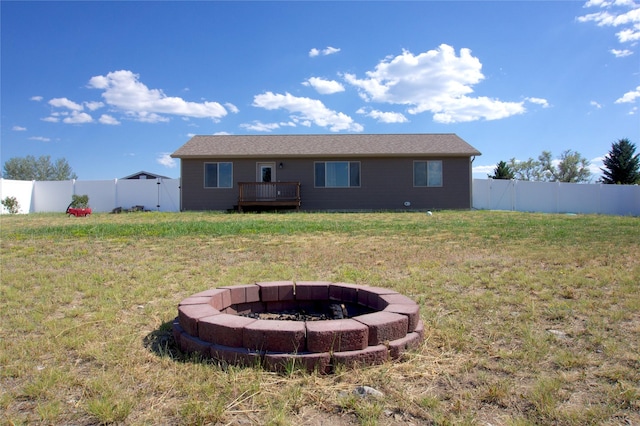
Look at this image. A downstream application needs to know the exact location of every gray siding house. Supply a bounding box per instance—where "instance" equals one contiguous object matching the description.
[171,134,481,212]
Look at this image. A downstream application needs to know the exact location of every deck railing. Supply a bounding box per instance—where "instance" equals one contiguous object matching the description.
[237,182,301,212]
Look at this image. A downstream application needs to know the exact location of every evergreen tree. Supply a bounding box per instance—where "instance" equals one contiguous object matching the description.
[600,138,640,184]
[488,160,515,179]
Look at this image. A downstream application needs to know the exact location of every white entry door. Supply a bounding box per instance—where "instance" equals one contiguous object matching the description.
[256,162,276,199]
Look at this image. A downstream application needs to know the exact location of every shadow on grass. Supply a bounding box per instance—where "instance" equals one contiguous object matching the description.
[142,319,193,362]
[143,319,251,370]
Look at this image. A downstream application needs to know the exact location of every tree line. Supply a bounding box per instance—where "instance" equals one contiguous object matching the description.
[488,138,640,184]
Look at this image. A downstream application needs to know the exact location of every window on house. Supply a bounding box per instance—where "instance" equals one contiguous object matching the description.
[204,162,233,188]
[414,161,443,187]
[315,161,360,187]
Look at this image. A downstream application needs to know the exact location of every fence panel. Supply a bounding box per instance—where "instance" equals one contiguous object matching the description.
[599,184,639,216]
[0,179,34,214]
[75,180,117,213]
[513,180,556,213]
[557,182,599,214]
[33,180,75,213]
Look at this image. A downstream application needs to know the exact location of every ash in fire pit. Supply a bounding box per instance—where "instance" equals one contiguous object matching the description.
[174,281,424,373]
[241,303,355,321]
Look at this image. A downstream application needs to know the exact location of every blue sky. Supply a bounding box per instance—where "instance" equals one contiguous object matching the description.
[2,1,639,181]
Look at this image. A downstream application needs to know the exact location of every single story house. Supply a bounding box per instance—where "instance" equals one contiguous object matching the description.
[170,134,481,212]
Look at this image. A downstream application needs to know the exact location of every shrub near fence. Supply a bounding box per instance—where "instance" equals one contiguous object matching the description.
[1,178,638,215]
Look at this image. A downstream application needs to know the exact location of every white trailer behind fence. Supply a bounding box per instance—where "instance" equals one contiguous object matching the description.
[1,178,638,216]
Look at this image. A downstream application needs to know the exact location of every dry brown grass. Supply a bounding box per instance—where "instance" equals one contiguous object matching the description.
[1,211,639,425]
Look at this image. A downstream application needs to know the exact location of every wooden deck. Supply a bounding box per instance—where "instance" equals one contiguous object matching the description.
[237,182,301,212]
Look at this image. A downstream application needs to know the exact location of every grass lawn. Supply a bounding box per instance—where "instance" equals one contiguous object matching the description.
[1,210,638,425]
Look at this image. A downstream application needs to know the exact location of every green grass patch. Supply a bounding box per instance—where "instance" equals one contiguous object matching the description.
[2,210,639,425]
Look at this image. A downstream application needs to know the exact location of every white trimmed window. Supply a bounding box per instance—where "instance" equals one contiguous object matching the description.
[204,162,233,188]
[414,161,443,187]
[315,161,360,187]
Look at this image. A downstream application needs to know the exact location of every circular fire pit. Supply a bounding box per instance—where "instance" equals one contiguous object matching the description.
[173,281,424,373]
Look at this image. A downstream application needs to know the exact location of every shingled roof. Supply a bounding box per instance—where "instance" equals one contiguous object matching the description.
[171,134,481,159]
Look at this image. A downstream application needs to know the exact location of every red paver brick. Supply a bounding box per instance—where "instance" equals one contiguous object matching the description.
[388,332,423,359]
[245,284,261,303]
[332,344,389,368]
[179,296,215,306]
[295,281,331,300]
[306,319,369,353]
[198,314,256,347]
[172,318,184,347]
[177,330,212,357]
[178,304,221,336]
[383,303,420,332]
[265,301,298,312]
[243,320,306,352]
[379,293,418,308]
[414,320,425,340]
[218,284,248,304]
[208,289,232,310]
[210,344,262,367]
[354,311,408,345]
[264,352,331,374]
[329,282,361,304]
[357,286,399,309]
[233,301,265,315]
[256,281,294,302]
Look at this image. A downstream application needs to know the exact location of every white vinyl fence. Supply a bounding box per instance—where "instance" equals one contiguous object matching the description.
[1,178,638,216]
[0,178,180,214]
[473,179,640,216]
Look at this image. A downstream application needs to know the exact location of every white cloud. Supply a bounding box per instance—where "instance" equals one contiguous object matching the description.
[41,116,59,123]
[99,114,120,125]
[309,46,340,57]
[610,48,634,56]
[617,26,640,42]
[578,0,640,45]
[12,126,27,131]
[30,96,43,102]
[49,97,83,111]
[590,100,603,108]
[303,77,345,94]
[252,91,363,132]
[615,85,640,103]
[240,121,286,132]
[29,136,51,142]
[526,97,550,108]
[87,70,228,122]
[356,107,408,123]
[224,102,239,113]
[344,44,526,124]
[156,153,177,168]
[63,111,93,124]
[472,164,496,177]
[240,120,298,132]
[84,101,104,111]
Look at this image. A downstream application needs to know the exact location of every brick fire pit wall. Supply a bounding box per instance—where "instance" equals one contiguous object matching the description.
[173,281,424,373]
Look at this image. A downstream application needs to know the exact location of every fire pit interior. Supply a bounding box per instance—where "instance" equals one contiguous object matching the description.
[173,281,424,373]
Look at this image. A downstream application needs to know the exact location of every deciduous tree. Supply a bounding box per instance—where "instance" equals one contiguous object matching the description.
[2,155,77,181]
